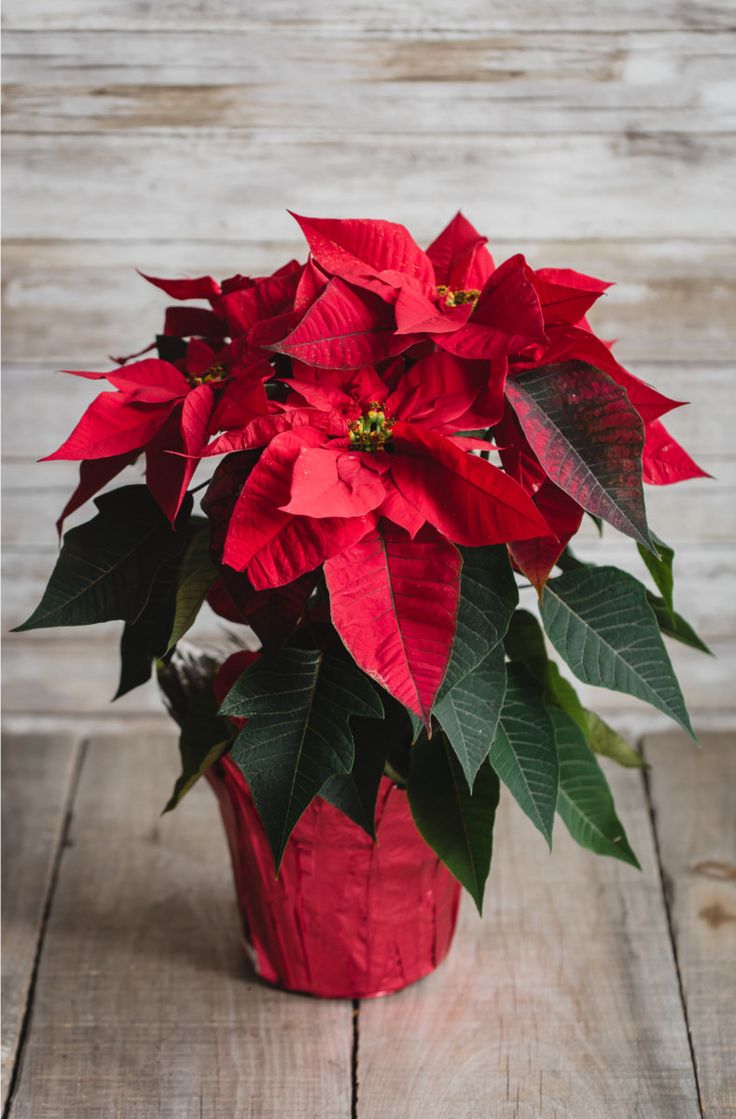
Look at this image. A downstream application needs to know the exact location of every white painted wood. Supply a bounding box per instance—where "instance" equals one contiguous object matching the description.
[3,30,734,135]
[3,0,734,33]
[1,735,81,1111]
[644,732,736,1118]
[4,132,734,242]
[357,763,701,1118]
[7,735,354,1119]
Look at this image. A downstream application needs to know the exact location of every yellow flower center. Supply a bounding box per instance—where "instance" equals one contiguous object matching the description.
[436,284,481,310]
[190,362,227,386]
[348,402,395,451]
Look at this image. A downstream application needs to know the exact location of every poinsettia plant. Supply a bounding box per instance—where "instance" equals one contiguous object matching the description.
[16,212,711,909]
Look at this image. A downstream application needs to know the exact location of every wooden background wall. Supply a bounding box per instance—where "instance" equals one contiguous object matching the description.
[2,1,735,731]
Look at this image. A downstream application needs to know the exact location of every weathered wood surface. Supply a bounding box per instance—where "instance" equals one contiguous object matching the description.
[357,760,701,1118]
[5,735,354,1119]
[5,132,734,242]
[4,733,733,1116]
[644,732,736,1119]
[1,734,82,1112]
[2,0,734,32]
[3,30,734,135]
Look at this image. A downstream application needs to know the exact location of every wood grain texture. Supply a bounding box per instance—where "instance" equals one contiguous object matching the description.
[6,735,353,1119]
[644,732,736,1118]
[2,0,734,32]
[356,762,701,1118]
[4,131,734,242]
[1,734,81,1111]
[3,30,734,135]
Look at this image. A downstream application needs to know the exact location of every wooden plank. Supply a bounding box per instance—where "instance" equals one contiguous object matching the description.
[4,132,734,242]
[644,731,736,1118]
[7,734,353,1118]
[4,30,735,135]
[4,29,734,91]
[1,734,81,1112]
[357,763,701,1118]
[3,0,733,32]
[4,238,736,364]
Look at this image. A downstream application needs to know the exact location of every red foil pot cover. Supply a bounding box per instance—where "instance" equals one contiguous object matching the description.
[206,755,462,999]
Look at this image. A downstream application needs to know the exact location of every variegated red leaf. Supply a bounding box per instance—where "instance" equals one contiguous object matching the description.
[505,361,653,548]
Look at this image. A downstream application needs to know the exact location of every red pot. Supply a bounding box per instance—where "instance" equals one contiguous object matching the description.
[206,755,462,999]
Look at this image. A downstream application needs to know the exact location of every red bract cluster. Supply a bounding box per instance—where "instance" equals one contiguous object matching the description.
[47,212,706,723]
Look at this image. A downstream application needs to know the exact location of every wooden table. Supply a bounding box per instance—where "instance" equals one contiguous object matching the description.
[2,729,733,1118]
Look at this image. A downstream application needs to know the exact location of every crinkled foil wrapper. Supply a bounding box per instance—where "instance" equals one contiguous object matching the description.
[207,757,461,999]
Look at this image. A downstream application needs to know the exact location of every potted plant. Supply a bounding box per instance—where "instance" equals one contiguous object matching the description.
[16,212,710,999]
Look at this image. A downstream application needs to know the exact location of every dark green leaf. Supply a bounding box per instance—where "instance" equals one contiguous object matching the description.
[547,663,643,768]
[648,594,712,655]
[115,558,178,699]
[156,334,187,363]
[409,732,500,913]
[434,643,507,789]
[506,610,644,768]
[163,689,232,812]
[638,533,674,615]
[221,649,384,866]
[14,486,191,632]
[438,545,518,700]
[319,725,387,839]
[551,707,640,867]
[540,567,694,737]
[166,520,217,653]
[504,608,547,671]
[489,664,558,846]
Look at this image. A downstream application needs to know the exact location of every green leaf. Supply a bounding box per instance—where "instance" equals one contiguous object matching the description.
[638,533,674,616]
[583,710,645,768]
[409,732,500,913]
[319,729,387,839]
[14,486,191,632]
[438,544,518,700]
[166,520,217,653]
[504,608,548,671]
[115,559,178,699]
[505,609,643,769]
[489,664,558,846]
[512,611,644,770]
[540,567,694,738]
[220,649,384,866]
[551,707,640,868]
[648,594,712,655]
[163,689,232,812]
[434,643,507,789]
